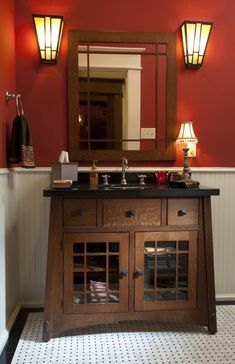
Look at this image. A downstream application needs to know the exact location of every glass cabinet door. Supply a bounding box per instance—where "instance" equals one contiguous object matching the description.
[135,231,197,311]
[63,232,129,313]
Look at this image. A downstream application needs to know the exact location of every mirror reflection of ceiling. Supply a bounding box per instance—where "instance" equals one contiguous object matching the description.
[68,31,176,161]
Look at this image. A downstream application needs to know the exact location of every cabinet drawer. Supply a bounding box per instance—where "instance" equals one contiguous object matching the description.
[63,199,97,227]
[167,198,198,225]
[103,199,161,227]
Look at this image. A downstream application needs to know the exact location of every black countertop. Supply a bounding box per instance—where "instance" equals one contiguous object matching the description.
[43,184,220,199]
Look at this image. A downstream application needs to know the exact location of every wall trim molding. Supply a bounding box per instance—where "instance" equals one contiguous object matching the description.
[2,166,235,174]
[9,167,51,173]
[0,168,12,175]
[191,167,235,172]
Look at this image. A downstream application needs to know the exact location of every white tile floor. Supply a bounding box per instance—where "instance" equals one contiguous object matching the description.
[11,305,235,364]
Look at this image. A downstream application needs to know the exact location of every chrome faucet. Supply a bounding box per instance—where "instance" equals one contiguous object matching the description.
[121,157,128,185]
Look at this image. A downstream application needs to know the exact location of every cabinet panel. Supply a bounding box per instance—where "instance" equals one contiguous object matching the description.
[43,191,218,341]
[103,199,161,227]
[63,199,97,227]
[135,231,197,311]
[63,232,129,313]
[167,198,198,225]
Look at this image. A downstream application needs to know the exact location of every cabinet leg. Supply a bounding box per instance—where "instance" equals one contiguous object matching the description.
[208,310,217,334]
[43,320,51,342]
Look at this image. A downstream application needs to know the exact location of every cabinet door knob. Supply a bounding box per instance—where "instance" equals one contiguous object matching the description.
[135,269,143,278]
[178,208,187,216]
[119,271,128,279]
[126,209,136,217]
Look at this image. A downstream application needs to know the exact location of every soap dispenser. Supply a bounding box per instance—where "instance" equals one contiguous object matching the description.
[89,160,98,187]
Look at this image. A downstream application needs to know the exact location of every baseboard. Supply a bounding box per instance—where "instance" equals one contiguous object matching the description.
[7,302,22,332]
[216,294,235,301]
[21,302,44,308]
[0,303,21,356]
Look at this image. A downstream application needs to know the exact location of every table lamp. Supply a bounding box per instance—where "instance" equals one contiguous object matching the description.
[176,121,199,187]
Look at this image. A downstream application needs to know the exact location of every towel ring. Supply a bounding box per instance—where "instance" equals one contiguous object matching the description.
[16,94,24,116]
[5,92,25,116]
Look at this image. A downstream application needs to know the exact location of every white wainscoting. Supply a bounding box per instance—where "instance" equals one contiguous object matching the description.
[16,170,51,306]
[192,170,235,300]
[0,170,19,353]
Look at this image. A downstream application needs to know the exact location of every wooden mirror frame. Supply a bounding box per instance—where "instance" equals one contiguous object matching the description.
[68,30,176,161]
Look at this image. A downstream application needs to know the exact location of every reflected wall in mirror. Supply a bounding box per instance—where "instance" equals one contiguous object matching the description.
[68,31,176,161]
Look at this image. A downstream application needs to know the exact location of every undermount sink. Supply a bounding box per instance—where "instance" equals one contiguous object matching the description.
[99,184,156,190]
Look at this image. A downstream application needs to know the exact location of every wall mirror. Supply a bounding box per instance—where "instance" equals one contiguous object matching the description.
[68,30,176,161]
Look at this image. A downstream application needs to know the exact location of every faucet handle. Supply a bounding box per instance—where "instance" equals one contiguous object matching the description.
[102,174,110,185]
[138,174,147,185]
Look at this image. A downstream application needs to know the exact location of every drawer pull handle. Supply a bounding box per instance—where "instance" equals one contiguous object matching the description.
[126,209,136,217]
[178,208,187,216]
[135,269,143,278]
[119,271,128,279]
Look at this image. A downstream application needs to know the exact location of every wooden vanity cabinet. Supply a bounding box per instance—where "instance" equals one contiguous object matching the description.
[43,187,219,341]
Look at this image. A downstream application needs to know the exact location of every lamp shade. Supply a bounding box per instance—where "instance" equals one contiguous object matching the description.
[33,15,64,64]
[177,122,198,143]
[177,121,198,158]
[181,21,213,68]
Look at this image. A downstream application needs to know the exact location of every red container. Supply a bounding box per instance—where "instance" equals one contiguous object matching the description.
[155,171,168,184]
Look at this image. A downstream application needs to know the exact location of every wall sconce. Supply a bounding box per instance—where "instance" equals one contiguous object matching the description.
[180,21,213,68]
[32,15,64,64]
[177,121,198,180]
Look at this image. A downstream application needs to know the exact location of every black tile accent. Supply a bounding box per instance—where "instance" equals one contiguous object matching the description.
[0,308,43,364]
[216,300,235,305]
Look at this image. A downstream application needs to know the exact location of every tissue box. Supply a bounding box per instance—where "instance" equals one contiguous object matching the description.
[51,163,78,182]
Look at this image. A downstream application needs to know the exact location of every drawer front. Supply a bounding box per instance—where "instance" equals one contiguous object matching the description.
[63,199,97,227]
[167,198,198,225]
[103,199,161,227]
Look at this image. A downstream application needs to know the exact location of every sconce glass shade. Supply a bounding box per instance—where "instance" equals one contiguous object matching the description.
[33,15,64,64]
[177,121,198,157]
[181,21,213,68]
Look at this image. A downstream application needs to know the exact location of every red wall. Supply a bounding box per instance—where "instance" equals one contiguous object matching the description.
[0,0,16,168]
[6,0,235,167]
